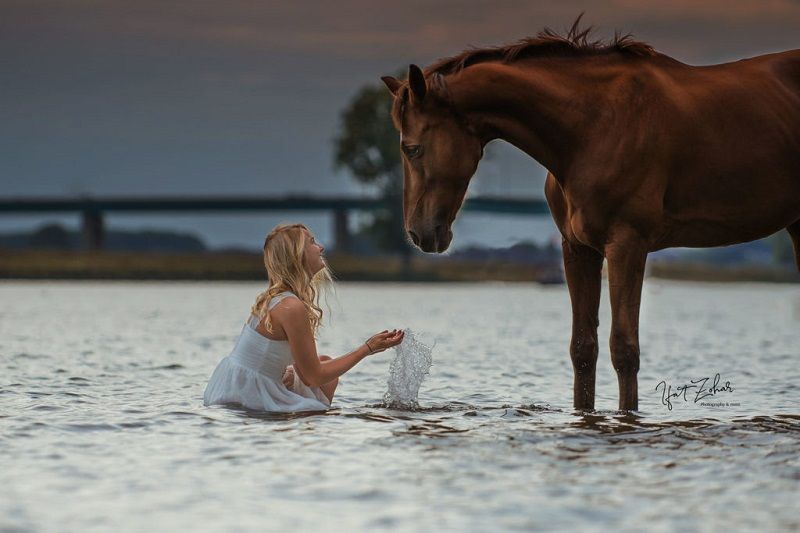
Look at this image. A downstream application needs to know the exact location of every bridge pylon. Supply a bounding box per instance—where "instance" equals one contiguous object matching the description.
[81,208,104,250]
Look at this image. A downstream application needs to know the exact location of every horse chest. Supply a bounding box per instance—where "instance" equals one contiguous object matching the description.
[564,185,664,251]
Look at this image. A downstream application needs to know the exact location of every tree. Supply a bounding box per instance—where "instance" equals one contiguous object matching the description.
[29,223,73,249]
[333,78,410,256]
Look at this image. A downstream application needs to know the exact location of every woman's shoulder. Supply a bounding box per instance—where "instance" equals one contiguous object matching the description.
[268,290,297,303]
[268,293,309,333]
[268,291,302,312]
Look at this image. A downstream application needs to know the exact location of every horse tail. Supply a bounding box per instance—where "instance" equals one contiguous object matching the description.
[787,221,800,272]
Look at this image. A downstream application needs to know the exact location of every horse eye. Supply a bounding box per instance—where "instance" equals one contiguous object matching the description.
[402,144,421,159]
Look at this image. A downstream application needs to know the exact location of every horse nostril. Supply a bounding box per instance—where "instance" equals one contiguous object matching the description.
[408,230,420,246]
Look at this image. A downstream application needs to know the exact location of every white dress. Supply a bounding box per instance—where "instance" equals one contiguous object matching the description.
[203,291,331,412]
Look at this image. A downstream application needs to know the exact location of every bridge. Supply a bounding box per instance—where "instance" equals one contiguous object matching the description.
[0,195,551,250]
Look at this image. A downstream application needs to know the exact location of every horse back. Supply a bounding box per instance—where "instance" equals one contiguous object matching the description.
[646,51,800,250]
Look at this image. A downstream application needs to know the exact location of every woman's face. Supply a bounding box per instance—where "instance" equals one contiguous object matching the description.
[302,230,326,275]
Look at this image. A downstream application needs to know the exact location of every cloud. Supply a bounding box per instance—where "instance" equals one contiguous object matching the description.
[5,1,798,64]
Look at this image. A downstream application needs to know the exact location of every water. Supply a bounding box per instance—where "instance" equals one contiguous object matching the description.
[1,280,798,532]
[383,328,433,409]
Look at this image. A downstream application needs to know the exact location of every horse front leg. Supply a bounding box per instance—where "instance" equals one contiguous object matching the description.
[605,229,648,411]
[562,238,604,410]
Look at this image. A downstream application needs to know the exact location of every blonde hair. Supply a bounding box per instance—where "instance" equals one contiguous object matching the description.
[250,223,333,336]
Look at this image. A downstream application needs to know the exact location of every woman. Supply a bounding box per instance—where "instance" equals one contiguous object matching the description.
[203,223,404,412]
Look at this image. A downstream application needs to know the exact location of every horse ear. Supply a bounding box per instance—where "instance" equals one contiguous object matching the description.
[381,76,402,96]
[408,64,427,103]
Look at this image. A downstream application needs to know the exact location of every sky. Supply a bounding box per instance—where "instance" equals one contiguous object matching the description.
[2,0,799,250]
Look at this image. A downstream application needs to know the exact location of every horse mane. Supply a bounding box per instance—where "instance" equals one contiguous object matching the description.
[390,16,657,128]
[425,15,656,77]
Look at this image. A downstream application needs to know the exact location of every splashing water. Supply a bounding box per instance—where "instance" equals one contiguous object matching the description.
[383,328,433,409]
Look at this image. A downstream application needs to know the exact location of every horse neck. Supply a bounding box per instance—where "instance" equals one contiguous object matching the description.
[447,58,623,177]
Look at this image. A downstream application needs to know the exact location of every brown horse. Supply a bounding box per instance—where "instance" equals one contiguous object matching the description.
[381,20,800,411]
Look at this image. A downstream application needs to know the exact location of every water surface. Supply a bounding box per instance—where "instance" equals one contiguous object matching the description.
[1,281,798,531]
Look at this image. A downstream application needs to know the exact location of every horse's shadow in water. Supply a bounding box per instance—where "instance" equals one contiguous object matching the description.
[566,410,800,440]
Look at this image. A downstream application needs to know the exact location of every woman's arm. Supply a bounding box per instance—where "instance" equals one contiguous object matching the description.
[274,299,402,387]
[312,330,404,386]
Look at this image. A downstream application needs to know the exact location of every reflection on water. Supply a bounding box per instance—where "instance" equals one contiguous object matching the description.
[1,281,798,532]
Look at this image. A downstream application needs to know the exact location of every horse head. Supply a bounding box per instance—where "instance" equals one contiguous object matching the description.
[382,65,484,253]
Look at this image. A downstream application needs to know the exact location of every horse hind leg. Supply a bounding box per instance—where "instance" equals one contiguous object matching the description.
[787,221,800,272]
[605,227,648,411]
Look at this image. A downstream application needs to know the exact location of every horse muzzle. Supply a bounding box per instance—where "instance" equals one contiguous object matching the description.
[407,223,453,253]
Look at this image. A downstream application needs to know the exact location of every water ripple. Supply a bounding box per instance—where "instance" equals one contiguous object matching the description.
[0,281,797,532]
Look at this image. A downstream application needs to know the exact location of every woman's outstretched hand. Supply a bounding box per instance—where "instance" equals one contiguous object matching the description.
[365,329,405,355]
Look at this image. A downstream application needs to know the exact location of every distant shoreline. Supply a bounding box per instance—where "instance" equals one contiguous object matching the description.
[647,261,800,283]
[0,250,797,283]
[0,250,560,283]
